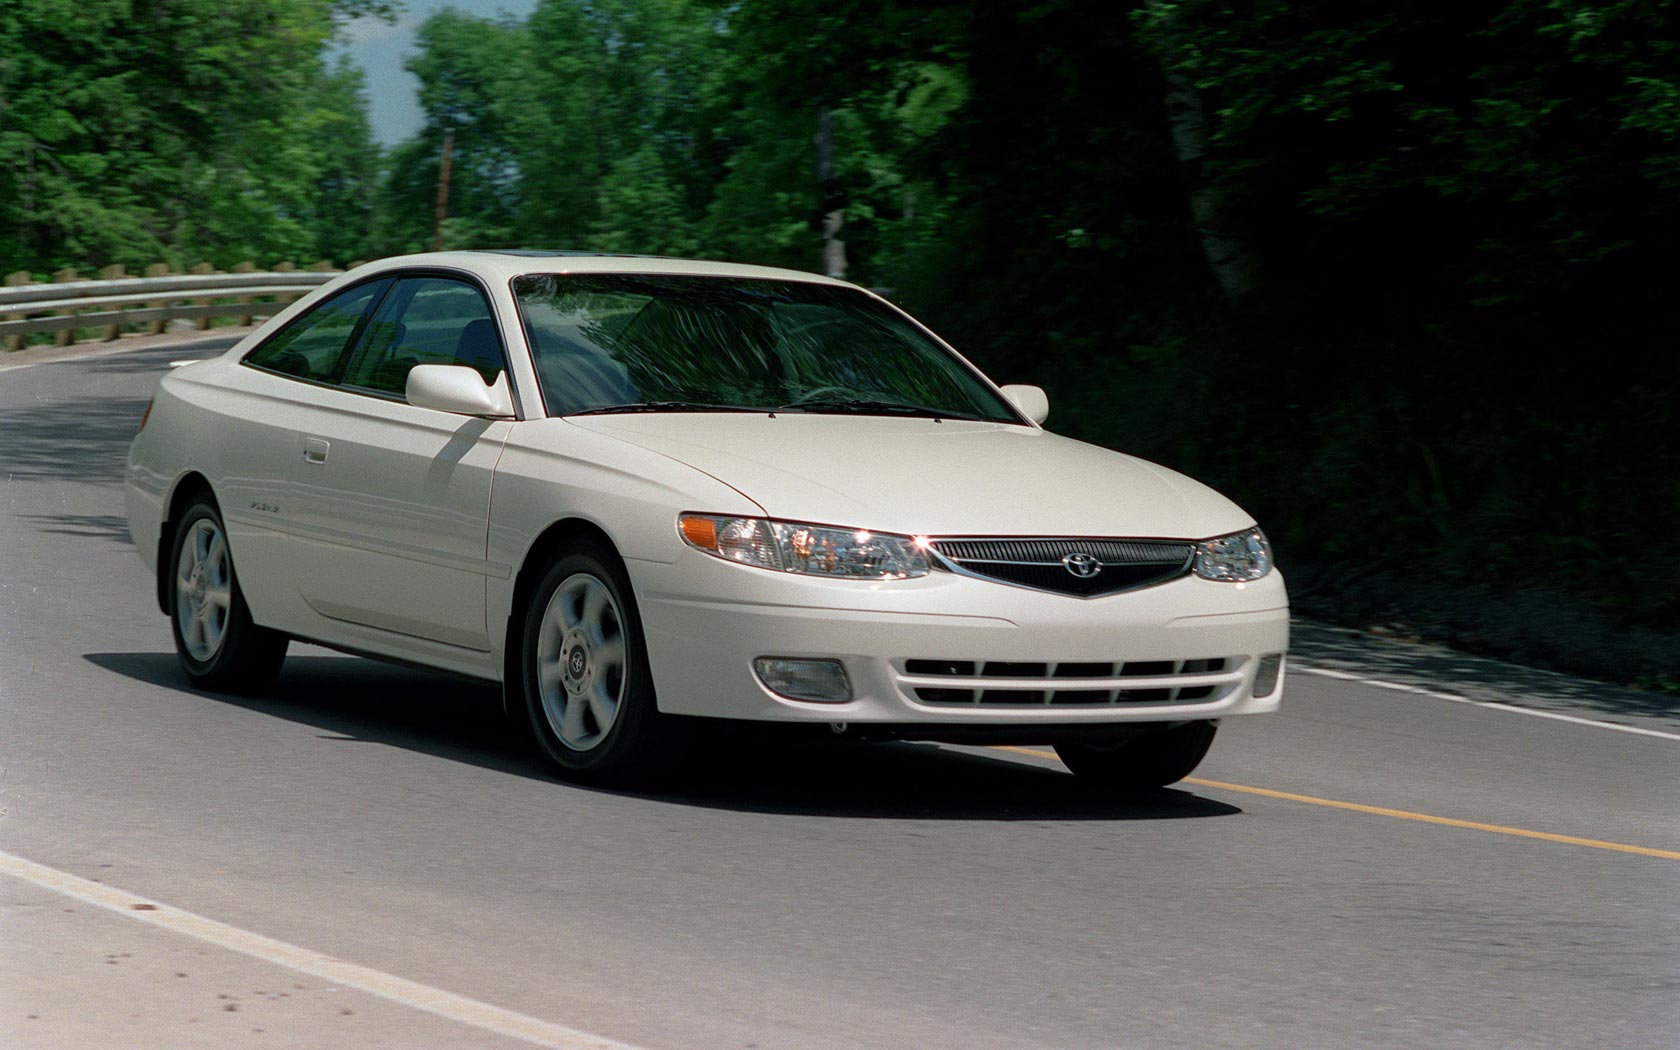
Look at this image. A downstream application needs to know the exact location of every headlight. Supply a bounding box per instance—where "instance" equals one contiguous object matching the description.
[679,514,930,579]
[1194,526,1273,582]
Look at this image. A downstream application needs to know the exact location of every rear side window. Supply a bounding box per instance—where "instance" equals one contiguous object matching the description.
[243,281,385,382]
[340,276,504,397]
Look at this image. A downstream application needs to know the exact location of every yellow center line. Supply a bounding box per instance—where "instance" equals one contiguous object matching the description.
[993,746,1680,862]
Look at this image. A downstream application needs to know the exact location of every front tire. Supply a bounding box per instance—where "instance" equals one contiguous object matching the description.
[519,543,667,783]
[168,496,288,691]
[1054,720,1217,791]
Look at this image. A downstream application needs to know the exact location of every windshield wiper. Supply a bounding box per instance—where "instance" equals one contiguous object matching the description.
[779,397,984,421]
[566,401,762,416]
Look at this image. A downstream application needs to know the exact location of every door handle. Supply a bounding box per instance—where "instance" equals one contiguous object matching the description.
[302,437,330,464]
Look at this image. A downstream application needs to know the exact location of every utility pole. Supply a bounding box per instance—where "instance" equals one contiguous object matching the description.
[433,129,455,253]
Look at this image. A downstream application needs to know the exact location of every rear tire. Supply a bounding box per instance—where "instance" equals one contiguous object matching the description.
[168,496,288,691]
[518,542,668,783]
[1054,720,1217,791]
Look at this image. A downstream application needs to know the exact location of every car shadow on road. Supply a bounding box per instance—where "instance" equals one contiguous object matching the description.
[19,512,134,544]
[85,650,1242,822]
[87,648,536,770]
[636,734,1243,821]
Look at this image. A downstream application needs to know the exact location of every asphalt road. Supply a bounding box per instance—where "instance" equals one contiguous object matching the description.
[2,334,1677,1049]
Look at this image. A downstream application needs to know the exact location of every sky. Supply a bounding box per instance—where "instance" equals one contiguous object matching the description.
[334,0,540,146]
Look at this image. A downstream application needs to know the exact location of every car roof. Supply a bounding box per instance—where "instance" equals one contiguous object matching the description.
[347,250,857,289]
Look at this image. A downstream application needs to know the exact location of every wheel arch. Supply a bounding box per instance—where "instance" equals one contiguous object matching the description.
[501,516,629,708]
[156,471,217,615]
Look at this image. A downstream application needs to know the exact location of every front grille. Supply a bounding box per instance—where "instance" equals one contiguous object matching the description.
[927,537,1194,597]
[900,657,1233,706]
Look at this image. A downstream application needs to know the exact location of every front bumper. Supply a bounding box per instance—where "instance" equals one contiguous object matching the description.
[632,550,1289,725]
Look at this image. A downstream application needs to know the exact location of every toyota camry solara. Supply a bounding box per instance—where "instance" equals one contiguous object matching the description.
[126,250,1288,788]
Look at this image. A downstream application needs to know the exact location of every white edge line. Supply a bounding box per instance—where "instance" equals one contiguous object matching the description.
[0,849,647,1050]
[1301,666,1364,681]
[1294,665,1680,742]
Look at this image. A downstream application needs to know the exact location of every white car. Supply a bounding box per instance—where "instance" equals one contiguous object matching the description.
[126,250,1287,788]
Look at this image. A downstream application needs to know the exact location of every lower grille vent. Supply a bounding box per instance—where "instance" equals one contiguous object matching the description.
[902,657,1232,707]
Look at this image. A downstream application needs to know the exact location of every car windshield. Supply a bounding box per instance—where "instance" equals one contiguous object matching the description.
[510,273,1023,422]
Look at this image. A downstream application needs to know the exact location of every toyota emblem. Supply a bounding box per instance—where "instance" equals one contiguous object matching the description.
[1062,552,1102,578]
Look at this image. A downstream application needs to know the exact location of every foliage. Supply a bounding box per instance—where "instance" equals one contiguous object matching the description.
[0,0,385,273]
[5,0,1677,645]
[1130,0,1680,628]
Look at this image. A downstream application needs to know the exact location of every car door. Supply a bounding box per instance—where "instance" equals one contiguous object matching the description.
[284,273,514,652]
[221,278,389,626]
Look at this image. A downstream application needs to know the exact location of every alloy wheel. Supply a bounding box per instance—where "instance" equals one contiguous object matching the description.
[535,572,627,751]
[175,518,232,662]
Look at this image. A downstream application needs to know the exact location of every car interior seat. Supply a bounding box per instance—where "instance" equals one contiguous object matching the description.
[453,318,504,384]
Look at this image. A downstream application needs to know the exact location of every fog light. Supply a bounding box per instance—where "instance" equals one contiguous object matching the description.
[1252,653,1285,698]
[753,658,852,702]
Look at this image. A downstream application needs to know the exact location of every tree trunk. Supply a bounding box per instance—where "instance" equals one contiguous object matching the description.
[1154,29,1259,299]
[815,109,848,280]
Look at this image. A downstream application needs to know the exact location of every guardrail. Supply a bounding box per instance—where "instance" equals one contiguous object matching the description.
[1,261,350,351]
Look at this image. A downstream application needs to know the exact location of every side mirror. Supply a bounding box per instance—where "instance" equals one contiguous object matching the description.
[1000,384,1049,425]
[406,364,515,419]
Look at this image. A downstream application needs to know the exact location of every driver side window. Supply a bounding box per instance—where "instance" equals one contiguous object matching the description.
[340,276,505,398]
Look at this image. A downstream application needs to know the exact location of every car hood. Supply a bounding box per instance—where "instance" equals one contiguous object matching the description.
[564,414,1254,539]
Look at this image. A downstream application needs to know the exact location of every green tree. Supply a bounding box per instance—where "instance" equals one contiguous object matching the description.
[0,0,386,272]
[1136,0,1680,624]
[387,9,529,251]
[304,56,383,266]
[514,0,715,250]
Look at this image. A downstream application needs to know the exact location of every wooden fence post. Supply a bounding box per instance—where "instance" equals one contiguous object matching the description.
[98,264,127,340]
[273,261,297,310]
[307,261,334,313]
[190,262,217,330]
[232,261,256,325]
[3,272,32,352]
[144,262,173,335]
[52,269,82,346]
